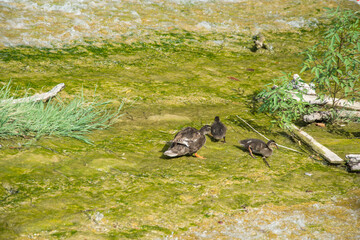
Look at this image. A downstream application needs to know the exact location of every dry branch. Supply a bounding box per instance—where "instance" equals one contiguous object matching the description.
[1,83,65,104]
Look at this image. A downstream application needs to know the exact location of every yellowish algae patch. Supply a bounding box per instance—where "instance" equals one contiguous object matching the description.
[0,0,360,239]
[300,123,360,159]
[148,114,191,122]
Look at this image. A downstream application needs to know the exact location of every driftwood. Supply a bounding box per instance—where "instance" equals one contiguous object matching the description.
[303,111,332,123]
[288,77,355,164]
[0,83,65,105]
[291,124,343,164]
[303,110,360,123]
[346,154,360,172]
[292,93,360,111]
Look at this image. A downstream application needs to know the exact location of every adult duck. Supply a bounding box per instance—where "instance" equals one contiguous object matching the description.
[164,125,211,159]
[239,138,278,167]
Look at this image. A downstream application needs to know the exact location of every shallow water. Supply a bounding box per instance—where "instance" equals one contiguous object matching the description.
[1,0,334,47]
[166,190,360,239]
[0,0,360,239]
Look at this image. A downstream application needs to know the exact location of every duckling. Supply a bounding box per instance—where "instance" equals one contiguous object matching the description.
[252,33,268,50]
[164,125,211,159]
[239,139,278,167]
[210,116,227,143]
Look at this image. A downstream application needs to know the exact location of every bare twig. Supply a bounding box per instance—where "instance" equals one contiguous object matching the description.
[236,115,303,154]
[236,115,269,140]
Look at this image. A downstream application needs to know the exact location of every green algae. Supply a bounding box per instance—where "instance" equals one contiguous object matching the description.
[0,24,359,240]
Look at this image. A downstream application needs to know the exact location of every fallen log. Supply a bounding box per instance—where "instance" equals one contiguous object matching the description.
[303,110,360,123]
[295,94,360,111]
[346,154,360,172]
[290,124,344,164]
[303,111,332,123]
[0,83,65,105]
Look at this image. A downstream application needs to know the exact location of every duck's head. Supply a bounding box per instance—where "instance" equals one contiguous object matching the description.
[200,125,212,135]
[267,140,278,149]
[214,116,220,122]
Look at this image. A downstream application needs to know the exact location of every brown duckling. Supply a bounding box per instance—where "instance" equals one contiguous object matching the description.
[210,116,227,143]
[164,125,211,159]
[239,139,278,167]
[253,33,268,50]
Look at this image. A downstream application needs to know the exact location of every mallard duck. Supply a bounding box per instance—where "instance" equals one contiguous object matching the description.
[239,138,278,167]
[210,116,227,143]
[164,125,211,159]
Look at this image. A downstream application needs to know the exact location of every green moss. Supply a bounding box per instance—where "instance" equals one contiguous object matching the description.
[51,230,77,238]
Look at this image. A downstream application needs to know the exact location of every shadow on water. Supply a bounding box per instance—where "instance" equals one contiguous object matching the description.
[234,144,246,153]
[159,142,171,159]
[160,142,171,153]
[234,144,271,168]
[234,144,260,157]
[353,132,360,138]
[249,45,258,53]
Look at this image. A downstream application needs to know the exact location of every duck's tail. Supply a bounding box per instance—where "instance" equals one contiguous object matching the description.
[164,144,188,157]
[164,149,179,157]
